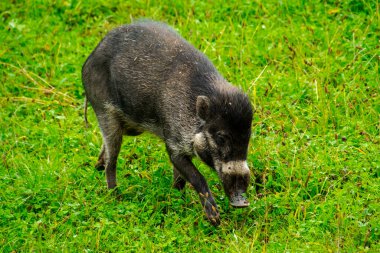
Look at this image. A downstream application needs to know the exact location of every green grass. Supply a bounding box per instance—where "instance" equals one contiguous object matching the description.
[1,0,379,251]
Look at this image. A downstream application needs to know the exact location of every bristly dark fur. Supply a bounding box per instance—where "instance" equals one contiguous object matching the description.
[209,92,252,131]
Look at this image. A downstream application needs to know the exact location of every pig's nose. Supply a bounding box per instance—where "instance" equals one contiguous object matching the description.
[230,192,250,207]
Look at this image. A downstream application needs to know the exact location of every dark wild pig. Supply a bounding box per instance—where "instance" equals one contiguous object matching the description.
[82,20,253,226]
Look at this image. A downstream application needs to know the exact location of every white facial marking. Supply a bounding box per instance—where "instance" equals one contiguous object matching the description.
[193,132,206,156]
[221,160,249,175]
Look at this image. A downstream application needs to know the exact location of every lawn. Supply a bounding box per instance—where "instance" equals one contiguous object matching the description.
[0,0,379,252]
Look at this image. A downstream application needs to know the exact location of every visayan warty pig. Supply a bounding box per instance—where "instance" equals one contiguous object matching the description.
[82,20,253,226]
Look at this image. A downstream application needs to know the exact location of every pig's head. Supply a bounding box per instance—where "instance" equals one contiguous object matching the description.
[193,92,253,207]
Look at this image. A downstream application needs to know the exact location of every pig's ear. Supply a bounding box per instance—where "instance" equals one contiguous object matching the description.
[196,96,210,121]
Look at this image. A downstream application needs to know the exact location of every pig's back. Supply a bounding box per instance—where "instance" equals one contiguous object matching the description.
[98,21,217,125]
[106,21,216,87]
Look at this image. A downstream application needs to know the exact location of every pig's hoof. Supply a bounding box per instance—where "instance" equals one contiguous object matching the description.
[107,181,117,189]
[95,163,105,171]
[205,204,220,226]
[173,178,186,191]
[230,193,250,208]
[206,211,220,226]
[209,216,220,226]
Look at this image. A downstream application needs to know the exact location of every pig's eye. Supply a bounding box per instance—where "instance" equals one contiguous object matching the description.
[215,132,227,146]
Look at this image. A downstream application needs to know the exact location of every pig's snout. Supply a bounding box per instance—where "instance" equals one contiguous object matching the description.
[230,190,250,208]
[220,160,251,208]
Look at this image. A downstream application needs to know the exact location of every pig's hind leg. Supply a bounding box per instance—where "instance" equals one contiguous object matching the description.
[96,111,124,189]
[173,167,186,191]
[95,145,106,171]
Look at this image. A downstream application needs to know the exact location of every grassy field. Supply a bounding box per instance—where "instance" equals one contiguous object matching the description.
[1,0,379,251]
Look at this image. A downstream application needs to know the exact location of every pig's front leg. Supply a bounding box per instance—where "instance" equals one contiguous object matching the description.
[169,154,220,226]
